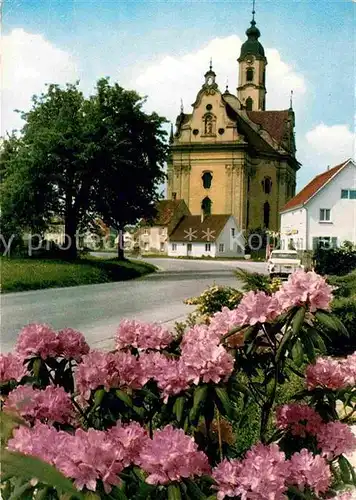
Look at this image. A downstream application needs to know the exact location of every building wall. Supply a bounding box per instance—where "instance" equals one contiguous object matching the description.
[138,226,167,253]
[307,162,356,248]
[168,241,217,258]
[168,79,297,233]
[280,208,307,250]
[215,215,245,257]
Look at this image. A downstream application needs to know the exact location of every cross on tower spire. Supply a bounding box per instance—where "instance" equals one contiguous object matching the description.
[252,0,256,23]
[209,57,213,71]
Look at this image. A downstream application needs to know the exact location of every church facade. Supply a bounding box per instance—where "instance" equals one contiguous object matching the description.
[167,12,300,233]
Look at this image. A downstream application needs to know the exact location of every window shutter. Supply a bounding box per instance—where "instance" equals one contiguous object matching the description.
[331,237,338,249]
[312,237,319,250]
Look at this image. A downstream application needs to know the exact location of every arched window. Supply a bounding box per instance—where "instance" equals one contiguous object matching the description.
[262,177,272,194]
[246,68,254,82]
[202,171,212,189]
[201,197,212,216]
[246,97,253,111]
[263,201,270,228]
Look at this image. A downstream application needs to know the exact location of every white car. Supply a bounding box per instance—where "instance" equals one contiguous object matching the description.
[267,250,304,278]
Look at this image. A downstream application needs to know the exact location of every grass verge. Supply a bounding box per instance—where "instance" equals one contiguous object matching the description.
[1,257,157,293]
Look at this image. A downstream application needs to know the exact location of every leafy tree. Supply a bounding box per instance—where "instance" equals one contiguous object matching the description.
[0,79,167,259]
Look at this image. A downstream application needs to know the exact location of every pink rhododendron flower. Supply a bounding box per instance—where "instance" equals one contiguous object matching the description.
[275,270,333,312]
[4,385,38,418]
[107,421,148,467]
[8,421,66,464]
[287,449,331,495]
[15,324,60,359]
[0,353,28,383]
[4,385,74,424]
[236,443,290,500]
[276,404,323,437]
[57,328,90,361]
[138,425,210,485]
[75,350,143,400]
[306,357,351,390]
[207,308,243,340]
[116,320,173,350]
[55,428,125,492]
[181,326,234,385]
[317,421,356,460]
[212,459,242,500]
[234,291,282,326]
[329,493,354,500]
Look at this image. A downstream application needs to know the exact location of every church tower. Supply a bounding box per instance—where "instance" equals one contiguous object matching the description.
[167,4,300,235]
[237,6,267,111]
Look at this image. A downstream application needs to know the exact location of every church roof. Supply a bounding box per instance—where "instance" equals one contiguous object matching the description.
[169,214,231,241]
[247,110,290,144]
[281,159,352,212]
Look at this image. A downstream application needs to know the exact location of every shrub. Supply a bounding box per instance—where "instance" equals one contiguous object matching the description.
[314,247,356,276]
[235,267,281,295]
[1,271,355,499]
[328,296,356,355]
[327,271,356,299]
[184,285,243,321]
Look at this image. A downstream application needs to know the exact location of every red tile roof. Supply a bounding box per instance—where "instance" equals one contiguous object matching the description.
[247,110,289,144]
[153,200,188,225]
[169,215,231,242]
[281,160,349,212]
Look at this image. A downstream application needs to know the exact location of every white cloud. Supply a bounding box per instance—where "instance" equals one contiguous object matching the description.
[2,29,79,135]
[305,123,355,168]
[132,35,307,123]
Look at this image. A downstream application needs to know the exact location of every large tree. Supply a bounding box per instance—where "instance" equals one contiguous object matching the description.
[0,79,167,259]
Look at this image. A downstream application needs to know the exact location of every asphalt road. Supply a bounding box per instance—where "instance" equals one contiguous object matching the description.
[1,258,267,353]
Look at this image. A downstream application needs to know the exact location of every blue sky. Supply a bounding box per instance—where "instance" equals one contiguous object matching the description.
[3,0,355,189]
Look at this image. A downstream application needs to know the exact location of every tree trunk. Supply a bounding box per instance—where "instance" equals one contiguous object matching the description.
[64,216,78,260]
[117,229,125,260]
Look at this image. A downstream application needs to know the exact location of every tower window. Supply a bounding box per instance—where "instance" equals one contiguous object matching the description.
[246,68,254,82]
[172,192,177,200]
[201,197,212,216]
[262,177,272,194]
[263,201,270,228]
[202,171,212,189]
[246,97,253,111]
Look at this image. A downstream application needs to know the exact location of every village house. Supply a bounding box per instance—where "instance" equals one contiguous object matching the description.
[168,214,245,258]
[136,199,190,254]
[280,158,356,251]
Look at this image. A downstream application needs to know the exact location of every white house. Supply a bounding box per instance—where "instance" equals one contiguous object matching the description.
[168,214,245,258]
[280,158,356,251]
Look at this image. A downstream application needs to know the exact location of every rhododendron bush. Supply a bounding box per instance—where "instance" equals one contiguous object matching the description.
[1,270,355,499]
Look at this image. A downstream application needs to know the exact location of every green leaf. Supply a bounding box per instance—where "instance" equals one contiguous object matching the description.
[0,412,26,445]
[167,484,182,500]
[301,332,316,362]
[93,389,105,408]
[115,389,133,407]
[32,358,42,378]
[291,339,304,366]
[292,307,306,336]
[173,396,185,424]
[184,478,206,499]
[221,324,244,342]
[1,450,83,499]
[189,385,208,423]
[315,311,349,337]
[214,387,234,418]
[338,456,351,484]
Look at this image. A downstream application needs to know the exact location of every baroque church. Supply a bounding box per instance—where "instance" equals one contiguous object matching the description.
[167,9,300,233]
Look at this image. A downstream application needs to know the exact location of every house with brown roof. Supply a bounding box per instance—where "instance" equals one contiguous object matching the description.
[167,8,300,233]
[168,214,245,258]
[136,199,190,254]
[280,159,356,251]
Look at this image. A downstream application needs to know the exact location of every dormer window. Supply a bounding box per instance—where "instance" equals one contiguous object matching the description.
[246,68,254,82]
[202,171,213,189]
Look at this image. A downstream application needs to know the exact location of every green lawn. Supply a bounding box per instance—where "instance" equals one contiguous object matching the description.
[0,257,157,293]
